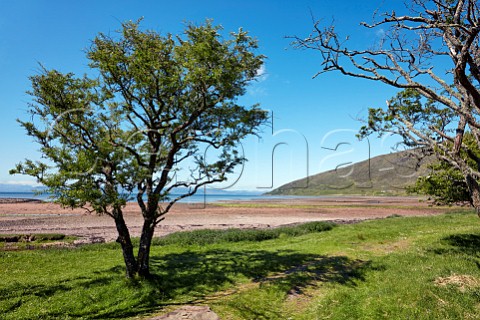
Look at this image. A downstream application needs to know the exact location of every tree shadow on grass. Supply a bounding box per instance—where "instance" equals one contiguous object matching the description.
[427,233,480,272]
[435,233,480,269]
[221,255,374,320]
[111,249,371,319]
[1,249,372,319]
[442,233,480,256]
[151,249,371,294]
[149,249,320,295]
[258,255,371,291]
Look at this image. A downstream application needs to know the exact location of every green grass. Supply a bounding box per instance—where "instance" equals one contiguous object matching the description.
[1,212,480,319]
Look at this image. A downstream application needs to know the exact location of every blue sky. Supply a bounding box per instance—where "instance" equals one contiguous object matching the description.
[0,0,406,191]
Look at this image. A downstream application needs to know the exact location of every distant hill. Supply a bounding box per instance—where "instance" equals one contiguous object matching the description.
[0,183,45,193]
[268,150,433,196]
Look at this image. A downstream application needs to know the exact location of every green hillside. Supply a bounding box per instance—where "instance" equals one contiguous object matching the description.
[269,150,433,196]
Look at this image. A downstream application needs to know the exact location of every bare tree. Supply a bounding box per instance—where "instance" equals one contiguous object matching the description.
[292,0,480,214]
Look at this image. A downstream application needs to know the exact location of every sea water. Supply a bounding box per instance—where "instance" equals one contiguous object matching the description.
[0,191,308,203]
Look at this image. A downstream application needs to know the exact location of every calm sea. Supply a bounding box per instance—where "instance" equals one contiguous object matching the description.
[0,191,306,203]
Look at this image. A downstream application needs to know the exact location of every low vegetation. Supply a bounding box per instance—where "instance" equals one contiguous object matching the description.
[0,233,67,242]
[1,212,479,319]
[153,221,336,246]
[0,233,77,251]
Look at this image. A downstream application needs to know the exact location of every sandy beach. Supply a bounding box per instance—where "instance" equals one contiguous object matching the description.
[0,196,450,242]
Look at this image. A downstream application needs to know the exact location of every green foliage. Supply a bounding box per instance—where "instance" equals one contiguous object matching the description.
[358,88,456,146]
[407,161,471,205]
[153,221,336,246]
[405,130,480,205]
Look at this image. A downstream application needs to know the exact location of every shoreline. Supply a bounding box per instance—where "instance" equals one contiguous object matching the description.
[0,196,460,243]
[0,198,44,204]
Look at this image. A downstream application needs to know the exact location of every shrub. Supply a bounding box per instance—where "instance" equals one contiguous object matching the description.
[153,221,336,246]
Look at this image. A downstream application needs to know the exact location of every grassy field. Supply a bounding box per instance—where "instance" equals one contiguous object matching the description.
[1,212,480,319]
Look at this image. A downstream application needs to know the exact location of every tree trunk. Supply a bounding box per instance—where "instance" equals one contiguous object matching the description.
[137,217,156,278]
[113,212,137,278]
[466,174,480,218]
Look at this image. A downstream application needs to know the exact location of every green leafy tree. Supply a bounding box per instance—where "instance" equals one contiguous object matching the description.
[293,1,480,215]
[11,20,267,278]
[407,162,471,205]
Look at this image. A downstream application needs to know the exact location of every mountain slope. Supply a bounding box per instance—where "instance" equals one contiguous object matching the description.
[269,150,433,196]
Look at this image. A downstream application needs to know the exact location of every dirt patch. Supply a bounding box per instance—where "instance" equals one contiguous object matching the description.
[148,306,220,320]
[434,274,480,292]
